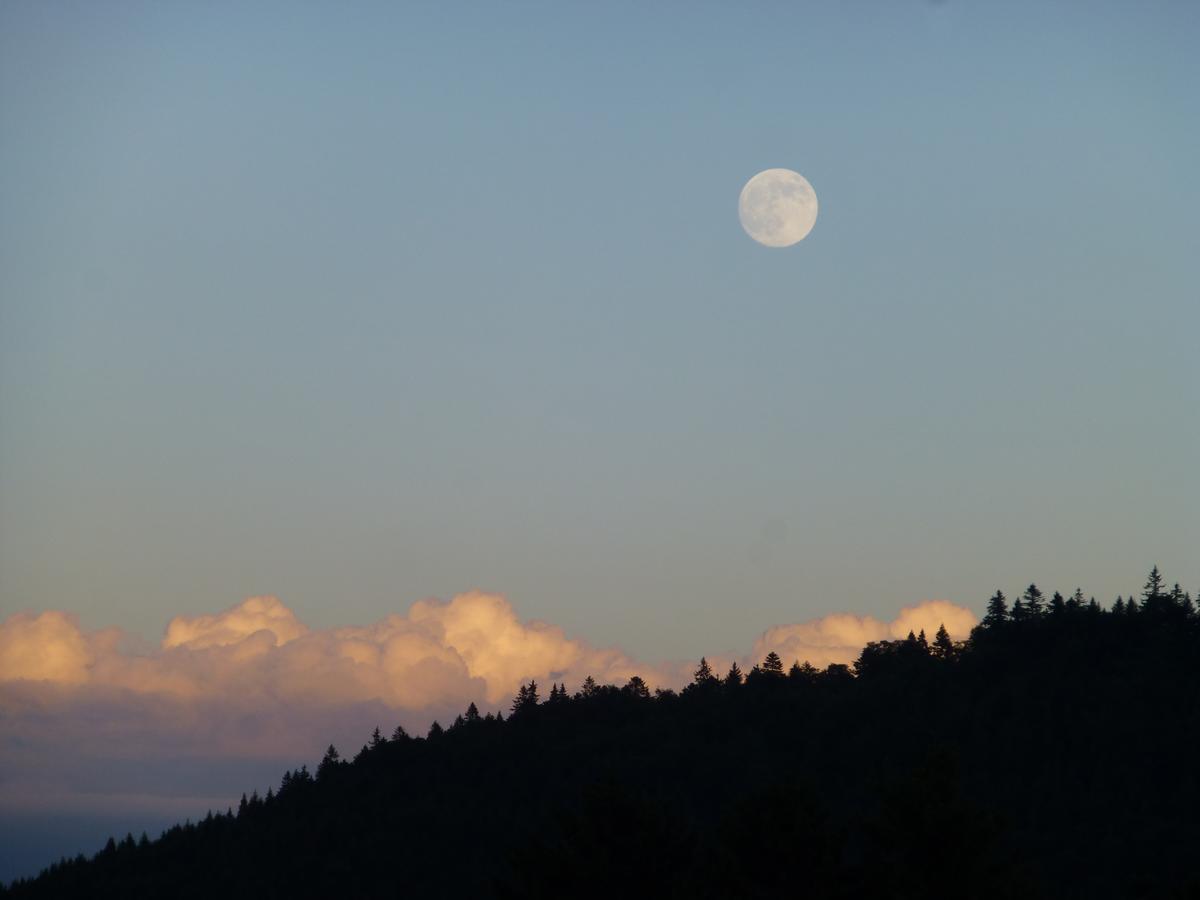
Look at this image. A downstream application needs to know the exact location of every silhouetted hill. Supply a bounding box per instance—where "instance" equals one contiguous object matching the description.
[5,569,1199,899]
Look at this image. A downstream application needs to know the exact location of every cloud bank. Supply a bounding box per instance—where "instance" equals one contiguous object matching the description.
[0,592,975,819]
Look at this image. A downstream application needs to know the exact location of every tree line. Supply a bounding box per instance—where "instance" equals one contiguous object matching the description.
[4,567,1199,899]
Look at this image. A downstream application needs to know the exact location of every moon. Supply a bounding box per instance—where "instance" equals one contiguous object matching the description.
[738,168,818,247]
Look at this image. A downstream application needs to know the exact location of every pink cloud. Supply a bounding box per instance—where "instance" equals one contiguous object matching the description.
[0,592,977,816]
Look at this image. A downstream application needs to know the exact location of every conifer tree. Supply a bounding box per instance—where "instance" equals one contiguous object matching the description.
[693,657,716,684]
[623,675,650,699]
[933,624,954,659]
[369,726,385,748]
[1176,586,1195,616]
[391,724,409,742]
[511,680,540,714]
[982,591,1008,628]
[465,701,481,722]
[578,675,599,699]
[1022,584,1044,617]
[427,720,444,739]
[317,745,341,780]
[511,684,529,714]
[762,651,784,675]
[1142,565,1165,609]
[1049,592,1066,616]
[725,661,743,686]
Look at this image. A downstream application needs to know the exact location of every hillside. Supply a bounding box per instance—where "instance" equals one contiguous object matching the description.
[5,571,1199,899]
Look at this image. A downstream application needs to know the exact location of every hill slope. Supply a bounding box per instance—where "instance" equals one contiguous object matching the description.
[5,574,1199,899]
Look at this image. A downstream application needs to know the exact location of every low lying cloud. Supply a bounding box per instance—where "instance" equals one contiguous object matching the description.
[752,599,977,670]
[0,592,975,824]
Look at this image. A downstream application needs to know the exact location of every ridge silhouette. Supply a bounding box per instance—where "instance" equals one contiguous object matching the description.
[4,567,1198,899]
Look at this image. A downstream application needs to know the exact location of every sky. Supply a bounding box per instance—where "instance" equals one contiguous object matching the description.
[1,0,1198,882]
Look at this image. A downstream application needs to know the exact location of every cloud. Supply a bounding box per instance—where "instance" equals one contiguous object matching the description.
[0,592,976,823]
[0,611,95,684]
[162,596,307,650]
[751,599,977,670]
[0,592,668,719]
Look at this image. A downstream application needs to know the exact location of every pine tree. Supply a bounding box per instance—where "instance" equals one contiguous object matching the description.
[465,701,481,722]
[1113,596,1125,615]
[1142,565,1165,609]
[511,680,540,714]
[317,745,341,780]
[761,651,784,675]
[982,591,1008,628]
[792,661,819,682]
[1176,586,1196,616]
[427,720,444,739]
[511,684,529,714]
[933,623,954,659]
[1022,584,1044,618]
[391,724,409,742]
[916,630,929,652]
[369,726,385,748]
[1049,592,1066,616]
[693,657,716,685]
[623,675,650,699]
[578,675,599,699]
[725,662,743,686]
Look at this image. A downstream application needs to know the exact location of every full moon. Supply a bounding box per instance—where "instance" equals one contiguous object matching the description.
[738,168,818,247]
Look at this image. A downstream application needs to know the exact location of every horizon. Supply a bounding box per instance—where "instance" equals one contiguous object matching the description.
[2,0,1198,889]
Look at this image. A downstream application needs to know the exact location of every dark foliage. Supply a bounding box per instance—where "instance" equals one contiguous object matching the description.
[4,569,1199,899]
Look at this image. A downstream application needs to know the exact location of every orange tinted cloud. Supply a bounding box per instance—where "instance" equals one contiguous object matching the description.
[0,593,648,717]
[0,594,978,709]
[0,592,978,816]
[0,593,977,772]
[0,611,94,684]
[751,600,977,670]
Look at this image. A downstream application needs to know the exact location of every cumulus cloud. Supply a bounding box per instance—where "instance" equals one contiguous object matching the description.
[0,592,976,823]
[0,593,651,745]
[0,611,95,684]
[0,592,977,721]
[163,596,308,650]
[751,599,977,670]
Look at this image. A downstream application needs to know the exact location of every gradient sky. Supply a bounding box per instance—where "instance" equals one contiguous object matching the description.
[2,0,1198,666]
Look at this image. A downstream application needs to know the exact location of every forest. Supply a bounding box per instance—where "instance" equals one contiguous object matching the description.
[4,568,1198,899]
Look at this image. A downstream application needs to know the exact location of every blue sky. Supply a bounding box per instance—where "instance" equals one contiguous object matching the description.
[2,0,1197,662]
